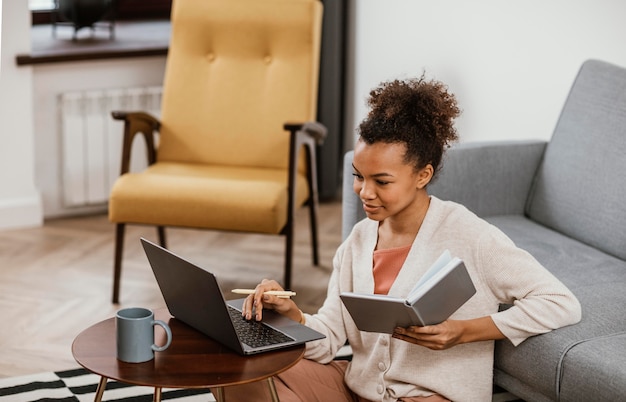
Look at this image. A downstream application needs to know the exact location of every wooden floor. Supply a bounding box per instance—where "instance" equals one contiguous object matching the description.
[0,200,342,378]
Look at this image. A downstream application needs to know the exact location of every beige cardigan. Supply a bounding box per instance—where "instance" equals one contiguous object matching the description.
[303,197,581,402]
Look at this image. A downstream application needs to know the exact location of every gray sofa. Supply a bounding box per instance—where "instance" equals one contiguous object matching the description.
[341,59,626,402]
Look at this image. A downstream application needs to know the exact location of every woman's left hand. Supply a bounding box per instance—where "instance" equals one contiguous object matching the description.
[392,316,506,350]
[392,320,463,350]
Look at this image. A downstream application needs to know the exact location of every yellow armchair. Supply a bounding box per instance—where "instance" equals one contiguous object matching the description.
[109,0,326,303]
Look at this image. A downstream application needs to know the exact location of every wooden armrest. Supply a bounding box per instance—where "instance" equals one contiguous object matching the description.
[284,121,328,145]
[111,110,161,175]
[112,111,160,125]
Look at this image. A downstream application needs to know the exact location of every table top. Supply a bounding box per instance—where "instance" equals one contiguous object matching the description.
[72,308,304,389]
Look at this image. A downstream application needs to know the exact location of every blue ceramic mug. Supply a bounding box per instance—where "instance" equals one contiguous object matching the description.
[116,307,172,363]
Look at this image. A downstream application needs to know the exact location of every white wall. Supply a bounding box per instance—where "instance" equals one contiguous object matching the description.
[34,58,166,218]
[0,1,166,224]
[348,0,626,146]
[0,1,43,229]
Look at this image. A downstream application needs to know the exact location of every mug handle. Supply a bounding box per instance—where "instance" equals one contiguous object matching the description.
[151,320,173,352]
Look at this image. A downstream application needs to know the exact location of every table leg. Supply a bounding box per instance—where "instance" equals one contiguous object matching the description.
[267,377,280,402]
[154,387,162,402]
[214,386,225,402]
[94,376,107,402]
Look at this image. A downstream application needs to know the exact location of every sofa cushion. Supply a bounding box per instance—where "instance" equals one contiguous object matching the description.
[431,141,546,218]
[558,333,626,402]
[526,59,626,260]
[109,162,309,233]
[486,215,626,401]
[487,215,626,292]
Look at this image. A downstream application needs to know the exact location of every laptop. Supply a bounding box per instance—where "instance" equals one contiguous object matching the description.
[140,238,325,355]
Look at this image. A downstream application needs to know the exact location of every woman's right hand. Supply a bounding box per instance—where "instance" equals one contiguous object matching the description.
[241,279,304,323]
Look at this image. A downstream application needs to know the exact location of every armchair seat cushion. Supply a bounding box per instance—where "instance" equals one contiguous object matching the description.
[109,162,309,233]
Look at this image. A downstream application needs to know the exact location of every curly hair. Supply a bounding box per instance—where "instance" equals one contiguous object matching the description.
[357,75,461,180]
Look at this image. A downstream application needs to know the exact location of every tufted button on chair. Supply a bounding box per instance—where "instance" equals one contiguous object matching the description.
[108,0,325,303]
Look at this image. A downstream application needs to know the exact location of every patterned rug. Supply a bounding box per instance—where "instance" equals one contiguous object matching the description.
[0,364,523,402]
[0,367,214,402]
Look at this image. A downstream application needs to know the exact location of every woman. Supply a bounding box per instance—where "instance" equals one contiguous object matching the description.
[231,76,581,401]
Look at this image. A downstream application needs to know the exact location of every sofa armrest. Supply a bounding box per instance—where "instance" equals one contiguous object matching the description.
[429,140,547,217]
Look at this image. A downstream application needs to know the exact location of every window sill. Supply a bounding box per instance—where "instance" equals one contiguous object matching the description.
[16,20,170,66]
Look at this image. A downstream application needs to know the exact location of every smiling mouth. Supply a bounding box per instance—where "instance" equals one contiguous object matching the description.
[362,203,382,213]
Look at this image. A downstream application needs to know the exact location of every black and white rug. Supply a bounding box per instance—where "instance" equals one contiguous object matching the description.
[0,364,522,402]
[0,344,355,401]
[0,367,214,402]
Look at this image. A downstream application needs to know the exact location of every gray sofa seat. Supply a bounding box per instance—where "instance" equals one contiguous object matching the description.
[488,215,626,402]
[487,216,626,290]
[558,333,626,402]
[341,59,626,401]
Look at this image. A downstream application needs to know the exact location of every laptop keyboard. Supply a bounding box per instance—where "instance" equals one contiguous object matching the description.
[227,305,294,348]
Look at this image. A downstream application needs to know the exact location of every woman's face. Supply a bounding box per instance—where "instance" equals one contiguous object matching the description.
[352,139,432,222]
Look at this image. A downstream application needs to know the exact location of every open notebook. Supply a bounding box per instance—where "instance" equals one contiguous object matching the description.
[340,250,476,333]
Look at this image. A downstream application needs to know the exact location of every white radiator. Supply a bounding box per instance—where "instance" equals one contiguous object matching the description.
[59,86,162,207]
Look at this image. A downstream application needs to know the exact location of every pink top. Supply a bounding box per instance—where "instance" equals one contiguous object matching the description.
[372,245,412,294]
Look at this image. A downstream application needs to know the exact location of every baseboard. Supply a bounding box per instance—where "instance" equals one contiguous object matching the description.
[0,194,43,230]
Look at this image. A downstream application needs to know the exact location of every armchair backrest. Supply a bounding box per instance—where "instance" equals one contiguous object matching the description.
[526,59,626,260]
[157,0,322,170]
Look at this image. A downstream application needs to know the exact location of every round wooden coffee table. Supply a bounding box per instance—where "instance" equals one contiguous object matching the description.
[72,308,304,402]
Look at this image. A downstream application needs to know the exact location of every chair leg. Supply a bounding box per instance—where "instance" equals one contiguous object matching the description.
[304,140,320,267]
[157,226,167,248]
[308,197,320,266]
[112,223,126,304]
[284,223,294,290]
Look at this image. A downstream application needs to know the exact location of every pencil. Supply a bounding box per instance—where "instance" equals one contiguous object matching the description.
[231,289,296,298]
